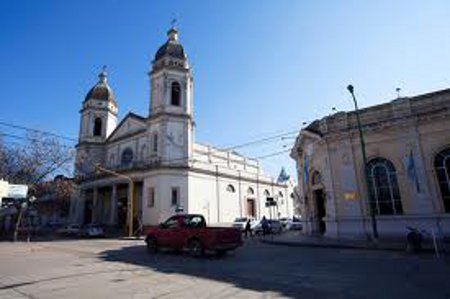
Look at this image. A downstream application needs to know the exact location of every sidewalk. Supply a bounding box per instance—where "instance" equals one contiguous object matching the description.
[261,231,449,254]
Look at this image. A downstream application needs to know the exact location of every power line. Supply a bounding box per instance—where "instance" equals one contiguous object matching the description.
[220,120,311,151]
[222,130,298,151]
[0,120,306,157]
[253,150,291,160]
[0,132,75,150]
[0,120,77,142]
[0,118,305,151]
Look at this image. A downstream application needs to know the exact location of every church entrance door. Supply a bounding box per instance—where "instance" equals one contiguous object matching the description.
[83,199,92,225]
[117,184,129,232]
[314,189,326,234]
[246,199,256,218]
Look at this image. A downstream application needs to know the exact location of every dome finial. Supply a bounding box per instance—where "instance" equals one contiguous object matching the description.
[167,18,179,42]
[98,65,107,83]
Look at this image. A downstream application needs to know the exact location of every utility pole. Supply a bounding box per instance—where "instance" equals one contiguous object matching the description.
[347,85,379,240]
[13,196,36,242]
[95,164,135,237]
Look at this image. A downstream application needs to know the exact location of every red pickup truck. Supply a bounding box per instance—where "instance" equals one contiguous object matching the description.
[145,214,242,256]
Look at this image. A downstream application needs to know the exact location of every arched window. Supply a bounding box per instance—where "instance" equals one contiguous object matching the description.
[434,147,450,213]
[247,187,255,196]
[171,82,181,106]
[93,117,102,136]
[367,157,403,215]
[121,148,133,166]
[311,171,322,185]
[278,191,284,205]
[153,133,158,153]
[263,190,270,197]
[226,184,235,193]
[141,144,147,161]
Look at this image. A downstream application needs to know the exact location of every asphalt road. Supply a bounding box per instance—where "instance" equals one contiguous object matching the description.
[0,238,449,299]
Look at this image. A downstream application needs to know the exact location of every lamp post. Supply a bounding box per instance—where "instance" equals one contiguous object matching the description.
[95,164,135,237]
[347,85,378,240]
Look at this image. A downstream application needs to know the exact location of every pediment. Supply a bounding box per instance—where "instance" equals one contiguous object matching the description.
[107,113,147,142]
[290,129,322,158]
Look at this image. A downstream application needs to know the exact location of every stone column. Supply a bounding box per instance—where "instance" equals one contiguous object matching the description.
[109,185,117,225]
[126,182,133,231]
[92,188,98,223]
[73,188,85,224]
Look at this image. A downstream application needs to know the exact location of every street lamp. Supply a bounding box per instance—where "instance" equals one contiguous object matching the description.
[347,85,378,240]
[95,164,135,237]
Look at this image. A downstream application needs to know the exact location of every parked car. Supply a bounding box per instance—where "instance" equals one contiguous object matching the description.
[83,224,104,238]
[286,218,303,231]
[252,219,283,234]
[57,224,82,237]
[279,217,289,228]
[47,219,64,229]
[232,217,256,231]
[145,214,242,257]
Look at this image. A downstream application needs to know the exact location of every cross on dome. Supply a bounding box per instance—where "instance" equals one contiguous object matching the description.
[98,65,108,83]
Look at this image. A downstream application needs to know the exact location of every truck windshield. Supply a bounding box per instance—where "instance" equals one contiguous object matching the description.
[186,215,206,228]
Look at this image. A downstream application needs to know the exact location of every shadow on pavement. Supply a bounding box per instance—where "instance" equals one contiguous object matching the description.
[97,243,338,298]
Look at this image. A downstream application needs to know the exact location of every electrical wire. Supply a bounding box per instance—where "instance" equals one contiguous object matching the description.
[253,150,291,160]
[0,120,77,142]
[0,132,74,150]
[222,130,298,151]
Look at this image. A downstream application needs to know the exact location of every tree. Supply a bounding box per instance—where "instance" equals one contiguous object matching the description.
[0,132,74,185]
[0,133,75,240]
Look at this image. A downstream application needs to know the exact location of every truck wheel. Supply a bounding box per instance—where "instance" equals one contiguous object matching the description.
[146,237,158,253]
[188,239,204,257]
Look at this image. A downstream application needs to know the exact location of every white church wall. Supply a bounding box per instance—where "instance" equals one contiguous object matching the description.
[142,170,189,225]
[217,177,242,223]
[165,121,188,164]
[188,172,218,224]
[105,110,118,138]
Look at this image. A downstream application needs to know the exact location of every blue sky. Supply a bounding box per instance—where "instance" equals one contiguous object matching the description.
[1,1,450,178]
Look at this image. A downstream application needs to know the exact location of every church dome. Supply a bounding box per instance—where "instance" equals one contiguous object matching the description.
[84,68,116,104]
[154,27,186,61]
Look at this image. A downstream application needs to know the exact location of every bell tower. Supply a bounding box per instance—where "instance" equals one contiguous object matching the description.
[76,68,118,175]
[148,27,194,166]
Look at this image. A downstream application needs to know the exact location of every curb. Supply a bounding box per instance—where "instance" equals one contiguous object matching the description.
[118,236,144,241]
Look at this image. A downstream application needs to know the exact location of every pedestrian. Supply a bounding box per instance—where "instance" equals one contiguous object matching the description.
[244,219,252,238]
[261,216,269,237]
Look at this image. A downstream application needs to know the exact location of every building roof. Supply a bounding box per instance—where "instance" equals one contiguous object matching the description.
[154,27,186,61]
[84,69,116,104]
[302,87,450,138]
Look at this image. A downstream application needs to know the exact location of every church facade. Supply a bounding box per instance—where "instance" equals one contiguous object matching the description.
[291,89,450,239]
[70,28,295,228]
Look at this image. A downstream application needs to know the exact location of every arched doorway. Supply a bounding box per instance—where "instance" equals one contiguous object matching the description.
[83,189,93,225]
[246,187,256,218]
[311,171,326,234]
[434,147,450,213]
